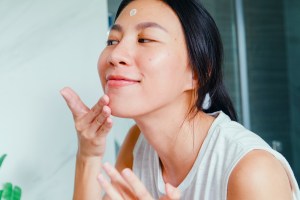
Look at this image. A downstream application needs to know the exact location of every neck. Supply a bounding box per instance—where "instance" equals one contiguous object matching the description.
[133,97,215,187]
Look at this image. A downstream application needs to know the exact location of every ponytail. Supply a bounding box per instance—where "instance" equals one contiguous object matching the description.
[204,84,237,121]
[163,0,238,121]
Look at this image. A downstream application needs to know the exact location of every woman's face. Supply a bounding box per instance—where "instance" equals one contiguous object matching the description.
[98,0,194,118]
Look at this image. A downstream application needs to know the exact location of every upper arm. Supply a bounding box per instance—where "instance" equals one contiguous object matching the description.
[227,150,292,200]
[115,124,140,173]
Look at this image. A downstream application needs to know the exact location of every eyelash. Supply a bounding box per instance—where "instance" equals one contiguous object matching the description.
[107,40,119,46]
[138,38,152,43]
[106,38,154,46]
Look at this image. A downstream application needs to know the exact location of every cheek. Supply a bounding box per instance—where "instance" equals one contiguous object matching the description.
[139,49,169,70]
[141,51,184,80]
[143,52,191,95]
[97,51,108,86]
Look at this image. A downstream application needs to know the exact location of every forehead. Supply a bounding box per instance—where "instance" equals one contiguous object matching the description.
[115,0,182,31]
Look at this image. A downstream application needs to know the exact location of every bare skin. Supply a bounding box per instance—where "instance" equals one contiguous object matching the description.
[98,0,215,190]
[61,88,181,200]
[61,0,293,199]
[61,87,113,200]
[116,128,293,200]
[115,125,140,172]
[227,150,293,200]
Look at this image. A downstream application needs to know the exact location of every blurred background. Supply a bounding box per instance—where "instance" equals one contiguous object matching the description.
[0,0,299,199]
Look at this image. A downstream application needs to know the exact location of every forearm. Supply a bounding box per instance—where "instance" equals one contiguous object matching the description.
[73,154,103,200]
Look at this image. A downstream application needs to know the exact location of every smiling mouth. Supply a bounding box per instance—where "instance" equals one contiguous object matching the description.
[106,75,141,88]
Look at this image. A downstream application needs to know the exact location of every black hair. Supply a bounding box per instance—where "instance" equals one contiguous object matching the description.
[115,0,237,121]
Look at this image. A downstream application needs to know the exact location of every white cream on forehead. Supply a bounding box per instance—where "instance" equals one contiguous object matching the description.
[130,8,137,16]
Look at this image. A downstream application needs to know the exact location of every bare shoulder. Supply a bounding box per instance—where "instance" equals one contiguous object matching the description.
[115,124,140,173]
[227,150,292,200]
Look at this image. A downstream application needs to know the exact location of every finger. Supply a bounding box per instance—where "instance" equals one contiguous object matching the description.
[102,162,127,185]
[95,117,113,138]
[91,94,109,115]
[89,106,111,133]
[165,183,181,200]
[122,168,153,200]
[60,87,89,119]
[88,117,112,146]
[98,174,123,200]
[102,162,134,196]
[77,98,110,131]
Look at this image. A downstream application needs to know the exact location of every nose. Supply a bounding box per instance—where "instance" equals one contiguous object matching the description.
[107,42,132,67]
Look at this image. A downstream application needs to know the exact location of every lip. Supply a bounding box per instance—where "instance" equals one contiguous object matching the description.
[106,75,140,88]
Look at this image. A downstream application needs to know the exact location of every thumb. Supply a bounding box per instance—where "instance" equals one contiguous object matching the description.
[165,183,181,200]
[60,87,90,119]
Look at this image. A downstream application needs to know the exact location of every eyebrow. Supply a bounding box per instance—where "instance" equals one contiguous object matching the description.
[110,22,168,33]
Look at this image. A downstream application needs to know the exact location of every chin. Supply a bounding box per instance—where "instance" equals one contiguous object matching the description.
[108,98,137,118]
[107,92,151,119]
[110,107,139,119]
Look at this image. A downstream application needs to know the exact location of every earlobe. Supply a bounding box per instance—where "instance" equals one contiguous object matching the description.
[192,70,199,81]
[184,70,198,91]
[193,73,199,89]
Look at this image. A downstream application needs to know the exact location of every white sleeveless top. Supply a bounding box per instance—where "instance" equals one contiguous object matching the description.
[132,111,300,200]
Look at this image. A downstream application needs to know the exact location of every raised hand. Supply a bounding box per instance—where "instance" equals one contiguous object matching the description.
[60,87,113,158]
[99,163,181,200]
[61,87,115,199]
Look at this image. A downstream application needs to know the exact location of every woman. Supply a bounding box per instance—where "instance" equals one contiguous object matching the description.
[61,0,300,199]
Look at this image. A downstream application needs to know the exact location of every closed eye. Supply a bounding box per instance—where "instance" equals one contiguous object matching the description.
[138,38,153,43]
[107,40,119,46]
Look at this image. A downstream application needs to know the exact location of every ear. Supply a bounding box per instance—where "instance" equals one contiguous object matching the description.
[183,69,198,91]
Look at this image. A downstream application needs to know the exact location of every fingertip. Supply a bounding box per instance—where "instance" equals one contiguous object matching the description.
[60,87,68,92]
[97,174,105,184]
[60,87,74,100]
[103,162,112,171]
[60,87,69,96]
[106,117,113,127]
[103,105,111,114]
[101,94,110,105]
[103,94,110,101]
[60,88,89,116]
[107,117,112,123]
[98,173,103,179]
[166,183,174,194]
[60,86,72,93]
[122,168,132,178]
[59,88,64,95]
[166,183,181,199]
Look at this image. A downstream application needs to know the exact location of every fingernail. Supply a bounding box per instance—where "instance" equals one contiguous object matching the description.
[60,89,70,99]
[103,162,112,172]
[104,118,113,129]
[103,162,109,167]
[103,94,109,103]
[122,168,131,177]
[101,95,109,104]
[166,183,174,193]
[103,106,109,113]
[107,117,112,122]
[98,174,105,184]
